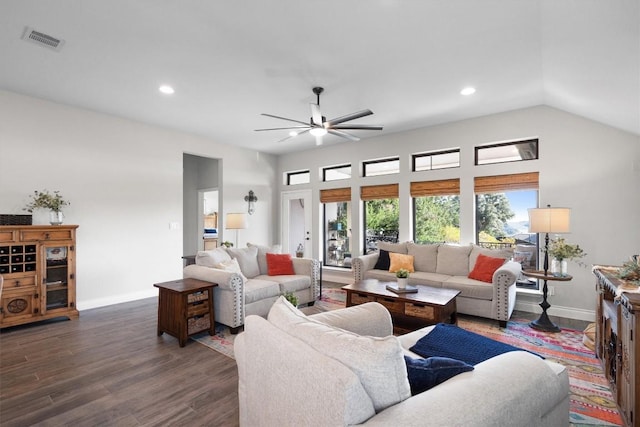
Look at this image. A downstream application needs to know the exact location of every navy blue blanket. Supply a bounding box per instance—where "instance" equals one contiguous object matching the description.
[409,323,543,366]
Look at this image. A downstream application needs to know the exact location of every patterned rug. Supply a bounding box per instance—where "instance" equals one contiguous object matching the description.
[192,287,622,426]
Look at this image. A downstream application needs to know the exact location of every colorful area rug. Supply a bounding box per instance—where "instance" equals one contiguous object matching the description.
[192,287,622,426]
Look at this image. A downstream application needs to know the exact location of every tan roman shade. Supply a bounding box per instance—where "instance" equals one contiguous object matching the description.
[410,179,460,197]
[360,184,399,200]
[474,172,539,193]
[320,187,352,203]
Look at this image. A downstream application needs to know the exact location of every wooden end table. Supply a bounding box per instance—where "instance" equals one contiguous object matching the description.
[522,270,572,332]
[342,279,460,334]
[154,278,217,347]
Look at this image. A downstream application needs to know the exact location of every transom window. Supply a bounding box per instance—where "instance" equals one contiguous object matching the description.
[286,170,310,185]
[323,164,351,182]
[475,139,538,165]
[413,149,460,171]
[363,157,400,177]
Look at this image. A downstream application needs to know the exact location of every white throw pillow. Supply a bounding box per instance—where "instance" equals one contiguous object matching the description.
[215,258,247,283]
[407,242,440,273]
[226,245,260,278]
[195,248,232,268]
[267,297,411,412]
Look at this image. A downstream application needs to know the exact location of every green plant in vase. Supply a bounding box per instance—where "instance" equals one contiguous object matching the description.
[546,237,586,277]
[283,291,298,307]
[24,190,70,225]
[396,268,410,289]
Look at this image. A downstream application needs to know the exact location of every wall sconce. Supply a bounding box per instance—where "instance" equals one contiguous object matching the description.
[244,190,258,215]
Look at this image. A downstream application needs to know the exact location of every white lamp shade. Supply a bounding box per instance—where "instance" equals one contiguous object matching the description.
[226,213,248,230]
[527,207,571,233]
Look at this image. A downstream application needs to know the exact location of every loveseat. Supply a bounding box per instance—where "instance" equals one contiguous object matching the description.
[183,244,320,333]
[235,298,570,426]
[353,242,521,326]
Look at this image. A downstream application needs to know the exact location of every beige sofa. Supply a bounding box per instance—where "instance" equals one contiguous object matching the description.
[183,244,320,333]
[353,242,521,326]
[235,298,570,426]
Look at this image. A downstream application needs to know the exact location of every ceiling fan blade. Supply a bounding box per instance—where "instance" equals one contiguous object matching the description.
[328,129,360,141]
[276,128,310,143]
[327,109,373,126]
[261,113,310,126]
[255,126,310,132]
[332,124,384,130]
[310,103,323,126]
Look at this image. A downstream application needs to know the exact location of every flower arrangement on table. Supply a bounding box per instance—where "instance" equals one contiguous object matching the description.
[547,237,586,262]
[617,258,640,285]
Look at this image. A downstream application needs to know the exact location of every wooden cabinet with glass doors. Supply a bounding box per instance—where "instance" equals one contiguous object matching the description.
[0,225,78,328]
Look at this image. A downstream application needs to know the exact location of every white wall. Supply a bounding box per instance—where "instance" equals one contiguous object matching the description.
[277,105,640,320]
[0,90,277,309]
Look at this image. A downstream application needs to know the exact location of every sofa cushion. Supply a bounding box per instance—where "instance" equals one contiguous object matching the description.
[404,355,474,395]
[227,246,260,278]
[436,244,473,276]
[442,276,495,300]
[377,241,408,254]
[266,253,295,275]
[268,297,411,412]
[468,244,513,272]
[244,278,281,304]
[407,242,439,273]
[389,252,415,273]
[248,243,282,275]
[195,248,232,268]
[267,275,310,293]
[405,271,448,288]
[373,249,391,270]
[468,253,506,283]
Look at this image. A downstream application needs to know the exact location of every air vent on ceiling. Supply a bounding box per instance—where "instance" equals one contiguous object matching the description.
[21,26,65,52]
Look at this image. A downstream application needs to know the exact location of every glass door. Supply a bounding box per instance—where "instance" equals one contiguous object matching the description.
[42,243,73,313]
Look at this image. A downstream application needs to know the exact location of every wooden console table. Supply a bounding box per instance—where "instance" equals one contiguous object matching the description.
[593,266,639,427]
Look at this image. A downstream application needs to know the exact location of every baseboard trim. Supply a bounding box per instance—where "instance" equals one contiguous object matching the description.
[515,300,595,323]
[78,289,158,311]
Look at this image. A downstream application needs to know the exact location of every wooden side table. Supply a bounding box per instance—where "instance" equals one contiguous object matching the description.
[154,278,217,347]
[522,270,572,332]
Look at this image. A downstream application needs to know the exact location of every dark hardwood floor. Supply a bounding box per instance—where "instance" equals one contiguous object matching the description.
[0,298,239,427]
[1,286,591,426]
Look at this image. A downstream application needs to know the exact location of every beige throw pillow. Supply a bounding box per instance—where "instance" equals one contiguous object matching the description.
[195,248,232,268]
[226,246,260,278]
[267,297,411,412]
[247,243,282,276]
[435,244,473,276]
[215,258,247,283]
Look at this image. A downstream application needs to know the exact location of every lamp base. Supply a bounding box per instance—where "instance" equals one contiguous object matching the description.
[529,312,561,333]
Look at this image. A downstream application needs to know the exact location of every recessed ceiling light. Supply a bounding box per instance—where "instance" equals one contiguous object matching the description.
[159,85,175,95]
[460,87,476,96]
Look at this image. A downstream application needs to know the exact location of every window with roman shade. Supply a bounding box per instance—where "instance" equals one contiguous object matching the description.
[321,187,352,268]
[361,184,399,253]
[411,179,461,244]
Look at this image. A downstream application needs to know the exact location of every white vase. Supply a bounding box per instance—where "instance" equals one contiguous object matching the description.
[551,258,568,277]
[397,278,408,289]
[49,211,64,225]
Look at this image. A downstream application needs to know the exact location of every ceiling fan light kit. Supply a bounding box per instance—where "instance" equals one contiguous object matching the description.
[255,87,383,145]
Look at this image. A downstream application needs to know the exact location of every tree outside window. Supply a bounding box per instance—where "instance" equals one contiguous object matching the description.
[364,198,399,253]
[414,195,460,243]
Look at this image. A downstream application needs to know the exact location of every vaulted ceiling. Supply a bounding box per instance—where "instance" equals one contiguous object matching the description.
[1,0,638,154]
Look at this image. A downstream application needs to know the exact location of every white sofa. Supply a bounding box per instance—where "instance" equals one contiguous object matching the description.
[235,298,570,426]
[183,244,320,333]
[353,242,522,326]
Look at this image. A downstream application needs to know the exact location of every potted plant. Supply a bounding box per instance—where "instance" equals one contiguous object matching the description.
[547,237,586,277]
[24,190,70,225]
[283,291,298,307]
[396,268,410,289]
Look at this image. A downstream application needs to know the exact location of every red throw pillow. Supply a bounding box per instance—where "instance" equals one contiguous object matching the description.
[468,253,506,283]
[266,253,295,276]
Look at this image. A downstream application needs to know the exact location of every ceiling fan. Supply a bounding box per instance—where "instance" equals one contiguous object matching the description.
[255,87,383,145]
